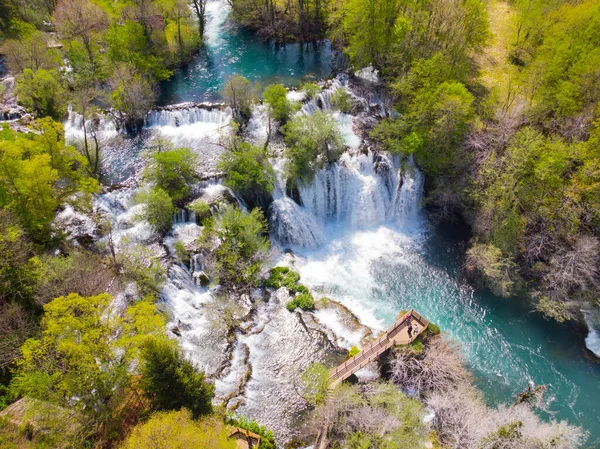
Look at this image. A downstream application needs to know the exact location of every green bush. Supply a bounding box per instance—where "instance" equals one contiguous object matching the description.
[301,82,321,100]
[427,323,441,335]
[199,206,269,289]
[143,148,199,203]
[330,88,353,113]
[265,266,301,290]
[283,111,343,185]
[136,187,176,234]
[287,292,315,311]
[348,346,360,358]
[188,200,211,223]
[262,83,297,124]
[218,141,275,204]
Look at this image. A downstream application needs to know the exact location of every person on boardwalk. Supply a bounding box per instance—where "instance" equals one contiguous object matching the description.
[407,323,413,338]
[413,323,419,336]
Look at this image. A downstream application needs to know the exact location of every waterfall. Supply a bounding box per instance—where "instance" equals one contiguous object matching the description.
[300,77,345,115]
[146,106,230,128]
[270,152,423,248]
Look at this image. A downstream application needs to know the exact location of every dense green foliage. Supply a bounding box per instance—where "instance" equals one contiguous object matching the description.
[143,148,199,204]
[287,292,315,311]
[312,382,428,449]
[136,187,176,233]
[266,266,314,310]
[223,75,257,126]
[266,266,301,290]
[301,362,331,406]
[0,120,99,242]
[218,140,275,207]
[122,409,236,449]
[10,293,166,440]
[262,83,298,124]
[1,0,203,129]
[283,110,343,186]
[140,338,214,418]
[200,205,270,290]
[230,0,327,41]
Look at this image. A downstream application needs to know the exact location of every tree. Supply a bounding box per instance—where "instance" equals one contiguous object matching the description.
[162,0,201,62]
[10,294,166,433]
[218,140,275,208]
[222,75,257,126]
[263,83,297,124]
[199,205,269,289]
[190,0,208,38]
[140,338,214,418]
[143,148,199,203]
[0,302,37,372]
[108,64,157,131]
[0,210,38,308]
[34,251,114,306]
[307,382,428,449]
[70,85,103,176]
[1,31,62,73]
[0,120,98,241]
[283,110,343,185]
[16,69,67,119]
[121,409,236,449]
[465,243,517,297]
[53,0,108,67]
[136,187,176,233]
[301,363,330,406]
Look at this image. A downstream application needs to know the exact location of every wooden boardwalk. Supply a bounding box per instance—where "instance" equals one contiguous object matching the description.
[314,310,429,449]
[328,309,429,387]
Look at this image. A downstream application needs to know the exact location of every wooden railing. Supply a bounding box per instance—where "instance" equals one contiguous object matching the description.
[328,309,428,384]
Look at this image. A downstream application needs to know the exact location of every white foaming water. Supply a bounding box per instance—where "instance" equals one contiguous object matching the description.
[583,309,600,357]
[146,106,231,141]
[64,106,119,143]
[271,152,423,248]
[205,0,232,48]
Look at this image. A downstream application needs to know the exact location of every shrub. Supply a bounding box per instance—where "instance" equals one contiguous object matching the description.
[140,338,214,418]
[188,200,211,223]
[122,409,235,449]
[136,187,176,234]
[262,83,297,124]
[427,323,441,335]
[301,363,331,406]
[330,88,353,113]
[301,81,321,100]
[283,111,343,186]
[287,292,315,311]
[143,148,199,203]
[265,266,301,290]
[199,206,269,289]
[348,346,360,358]
[218,141,275,206]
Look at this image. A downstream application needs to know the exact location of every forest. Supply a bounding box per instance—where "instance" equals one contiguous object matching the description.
[0,0,598,447]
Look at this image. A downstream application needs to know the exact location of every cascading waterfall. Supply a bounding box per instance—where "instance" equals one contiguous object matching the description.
[146,105,230,129]
[270,153,423,248]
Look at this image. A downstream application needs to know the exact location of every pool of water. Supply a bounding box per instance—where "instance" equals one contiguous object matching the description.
[159,0,334,104]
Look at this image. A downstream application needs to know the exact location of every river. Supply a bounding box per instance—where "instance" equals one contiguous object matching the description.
[65,0,600,444]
